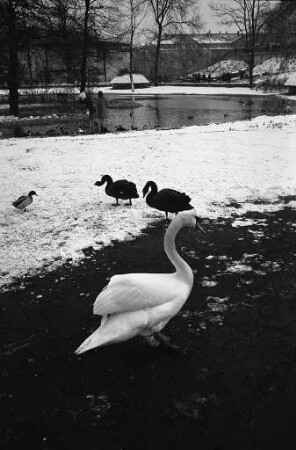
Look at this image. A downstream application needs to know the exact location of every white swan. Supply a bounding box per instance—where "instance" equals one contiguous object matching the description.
[75,210,205,355]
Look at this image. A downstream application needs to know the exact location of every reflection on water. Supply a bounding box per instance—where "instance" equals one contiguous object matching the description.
[97,94,296,131]
[17,94,296,132]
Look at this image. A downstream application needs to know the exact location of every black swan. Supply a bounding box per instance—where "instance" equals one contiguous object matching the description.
[95,175,139,205]
[142,181,194,219]
[75,210,205,354]
[12,191,38,212]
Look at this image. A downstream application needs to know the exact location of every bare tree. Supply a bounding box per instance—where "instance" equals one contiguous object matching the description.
[37,0,121,89]
[0,0,39,115]
[36,0,79,84]
[211,0,271,87]
[75,0,121,91]
[79,0,91,91]
[121,0,148,92]
[145,0,202,85]
[0,0,123,113]
[264,0,296,56]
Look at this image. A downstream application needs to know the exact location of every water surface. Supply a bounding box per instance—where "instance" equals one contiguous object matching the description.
[3,93,296,133]
[105,94,296,131]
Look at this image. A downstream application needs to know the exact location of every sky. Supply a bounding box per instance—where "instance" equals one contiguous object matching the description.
[199,0,280,33]
[200,0,227,32]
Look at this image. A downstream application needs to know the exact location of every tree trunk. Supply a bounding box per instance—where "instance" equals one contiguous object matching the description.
[27,48,33,88]
[153,24,162,86]
[7,1,19,116]
[8,49,19,116]
[129,33,135,92]
[249,2,255,88]
[129,63,135,92]
[247,32,255,88]
[103,50,107,82]
[60,9,73,84]
[63,42,73,84]
[129,0,135,92]
[80,0,90,92]
[45,46,51,87]
[248,49,254,88]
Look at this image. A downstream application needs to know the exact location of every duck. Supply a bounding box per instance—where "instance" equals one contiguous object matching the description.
[75,209,205,355]
[95,175,139,205]
[142,181,194,219]
[12,191,38,212]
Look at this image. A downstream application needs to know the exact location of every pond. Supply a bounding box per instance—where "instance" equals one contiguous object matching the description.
[1,93,296,137]
[105,94,296,131]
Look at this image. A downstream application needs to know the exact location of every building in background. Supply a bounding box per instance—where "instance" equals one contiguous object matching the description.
[0,31,285,87]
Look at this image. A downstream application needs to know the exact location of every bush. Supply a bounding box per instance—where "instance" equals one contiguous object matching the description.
[14,124,25,137]
[255,74,289,92]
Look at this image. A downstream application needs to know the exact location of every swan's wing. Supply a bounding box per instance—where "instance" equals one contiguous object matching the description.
[93,272,186,316]
[113,180,138,197]
[157,189,191,205]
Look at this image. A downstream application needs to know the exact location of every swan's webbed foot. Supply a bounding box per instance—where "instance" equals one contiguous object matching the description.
[143,333,187,355]
[143,335,160,348]
[154,332,180,350]
[154,333,188,355]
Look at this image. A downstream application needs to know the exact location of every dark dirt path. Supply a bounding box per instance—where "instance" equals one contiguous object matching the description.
[1,206,295,450]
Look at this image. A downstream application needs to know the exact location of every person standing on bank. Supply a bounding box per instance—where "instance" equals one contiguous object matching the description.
[79,90,96,132]
[95,90,108,133]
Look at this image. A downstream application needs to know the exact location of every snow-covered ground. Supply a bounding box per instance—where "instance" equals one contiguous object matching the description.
[253,56,296,76]
[1,97,296,289]
[188,59,248,78]
[96,85,270,96]
[0,84,274,107]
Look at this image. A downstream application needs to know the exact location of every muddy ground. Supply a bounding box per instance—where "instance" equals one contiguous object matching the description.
[1,204,296,450]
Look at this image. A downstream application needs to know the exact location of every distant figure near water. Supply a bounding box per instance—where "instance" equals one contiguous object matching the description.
[79,90,96,131]
[95,91,108,134]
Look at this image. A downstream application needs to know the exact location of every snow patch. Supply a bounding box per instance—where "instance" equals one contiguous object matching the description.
[1,113,296,288]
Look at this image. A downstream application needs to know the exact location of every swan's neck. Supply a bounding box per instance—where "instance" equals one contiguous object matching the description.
[146,182,157,204]
[164,222,193,285]
[148,182,157,196]
[104,176,112,187]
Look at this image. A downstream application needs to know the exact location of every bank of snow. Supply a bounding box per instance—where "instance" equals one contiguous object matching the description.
[1,114,296,289]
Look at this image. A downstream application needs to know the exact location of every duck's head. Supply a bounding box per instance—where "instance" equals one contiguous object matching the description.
[94,175,112,186]
[28,191,38,197]
[173,210,205,233]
